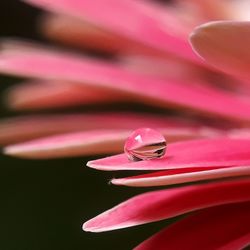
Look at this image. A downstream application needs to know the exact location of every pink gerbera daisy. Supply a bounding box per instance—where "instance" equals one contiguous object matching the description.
[1,0,250,249]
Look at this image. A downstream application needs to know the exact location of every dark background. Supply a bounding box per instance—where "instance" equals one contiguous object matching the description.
[0,1,171,249]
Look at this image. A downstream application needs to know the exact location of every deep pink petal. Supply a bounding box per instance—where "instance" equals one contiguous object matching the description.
[1,42,250,122]
[88,138,250,170]
[82,178,250,232]
[135,202,250,250]
[3,127,214,159]
[112,165,250,187]
[23,0,196,62]
[190,21,250,80]
[0,113,181,145]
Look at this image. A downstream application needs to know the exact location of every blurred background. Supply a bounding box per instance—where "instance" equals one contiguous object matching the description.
[0,1,172,249]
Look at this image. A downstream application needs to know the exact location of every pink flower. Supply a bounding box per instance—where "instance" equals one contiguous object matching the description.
[1,0,250,249]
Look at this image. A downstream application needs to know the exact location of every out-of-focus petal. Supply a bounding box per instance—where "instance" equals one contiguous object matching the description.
[0,112,183,145]
[190,21,250,80]
[112,165,250,187]
[4,130,130,159]
[82,178,250,232]
[176,0,232,22]
[2,41,250,122]
[3,127,215,159]
[87,138,250,170]
[5,80,123,110]
[40,14,155,54]
[135,202,250,250]
[119,55,201,81]
[23,0,196,62]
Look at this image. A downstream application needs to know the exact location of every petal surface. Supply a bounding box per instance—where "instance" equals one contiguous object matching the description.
[24,0,196,61]
[5,80,122,110]
[1,42,250,122]
[83,178,250,232]
[190,21,250,80]
[3,127,214,159]
[112,165,250,187]
[40,14,156,54]
[0,113,179,145]
[135,202,250,250]
[88,138,250,170]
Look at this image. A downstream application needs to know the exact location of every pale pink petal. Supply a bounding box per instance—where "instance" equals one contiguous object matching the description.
[119,55,201,81]
[88,138,250,170]
[1,42,250,122]
[5,80,123,110]
[23,0,197,62]
[82,178,250,232]
[4,130,130,159]
[0,112,184,145]
[175,0,232,22]
[3,127,215,159]
[112,165,250,187]
[190,21,250,80]
[135,202,250,250]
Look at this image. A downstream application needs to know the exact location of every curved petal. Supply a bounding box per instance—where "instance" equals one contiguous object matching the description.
[112,165,250,187]
[135,202,250,250]
[190,21,250,80]
[87,138,250,170]
[3,127,214,159]
[1,41,250,122]
[82,178,250,232]
[0,112,181,145]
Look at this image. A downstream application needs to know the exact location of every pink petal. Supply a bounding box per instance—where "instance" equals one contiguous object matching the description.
[4,130,130,159]
[175,0,232,21]
[88,138,250,170]
[5,81,124,110]
[40,14,156,54]
[112,165,250,187]
[0,113,181,145]
[3,127,214,159]
[82,178,250,232]
[1,41,250,122]
[5,80,123,110]
[135,202,250,250]
[24,0,196,62]
[190,21,250,80]
[119,54,200,81]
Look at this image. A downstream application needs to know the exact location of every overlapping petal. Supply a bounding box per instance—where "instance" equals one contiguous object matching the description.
[3,127,215,159]
[2,42,250,122]
[24,0,196,61]
[83,178,250,232]
[87,138,250,170]
[0,112,181,145]
[111,165,250,187]
[5,80,122,110]
[135,202,250,250]
[190,21,250,80]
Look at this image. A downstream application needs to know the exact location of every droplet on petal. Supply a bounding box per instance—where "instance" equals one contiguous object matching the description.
[124,128,167,161]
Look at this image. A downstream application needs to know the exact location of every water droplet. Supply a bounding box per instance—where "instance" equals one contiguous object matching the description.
[124,128,167,161]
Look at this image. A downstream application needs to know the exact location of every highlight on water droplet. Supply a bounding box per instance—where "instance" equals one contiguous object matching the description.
[124,128,167,161]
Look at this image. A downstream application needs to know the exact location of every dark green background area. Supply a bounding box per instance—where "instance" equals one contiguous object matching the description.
[0,1,172,249]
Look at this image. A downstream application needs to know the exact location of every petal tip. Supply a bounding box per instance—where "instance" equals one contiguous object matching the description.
[82,220,104,233]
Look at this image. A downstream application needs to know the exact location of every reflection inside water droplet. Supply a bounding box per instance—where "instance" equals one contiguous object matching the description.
[124,128,167,161]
